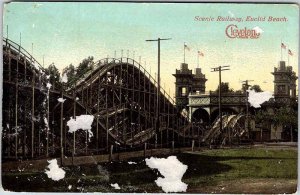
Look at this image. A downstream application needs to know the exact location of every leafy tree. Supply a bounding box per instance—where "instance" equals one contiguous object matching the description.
[215,82,234,93]
[235,89,243,94]
[250,85,263,92]
[63,64,75,79]
[274,106,297,141]
[255,106,297,141]
[62,64,76,87]
[75,56,94,79]
[44,63,61,89]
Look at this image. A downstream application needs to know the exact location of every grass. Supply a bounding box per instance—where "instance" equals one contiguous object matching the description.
[179,148,297,187]
[2,147,297,193]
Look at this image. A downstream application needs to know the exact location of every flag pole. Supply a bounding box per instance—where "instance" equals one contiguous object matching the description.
[184,42,185,63]
[197,51,199,68]
[281,39,283,61]
[288,47,289,66]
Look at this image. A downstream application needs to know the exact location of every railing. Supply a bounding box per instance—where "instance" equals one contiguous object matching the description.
[189,91,246,96]
[70,57,177,106]
[3,38,45,72]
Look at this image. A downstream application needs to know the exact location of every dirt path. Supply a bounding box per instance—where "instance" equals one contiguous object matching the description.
[188,178,297,194]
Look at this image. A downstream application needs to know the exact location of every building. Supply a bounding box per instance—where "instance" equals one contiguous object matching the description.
[173,63,207,111]
[271,61,298,103]
[173,60,297,142]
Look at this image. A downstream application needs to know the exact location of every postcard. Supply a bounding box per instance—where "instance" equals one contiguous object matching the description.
[1,2,298,194]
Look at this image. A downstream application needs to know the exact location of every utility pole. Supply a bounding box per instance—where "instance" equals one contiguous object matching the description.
[146,38,171,139]
[60,86,64,166]
[211,66,230,143]
[242,80,254,139]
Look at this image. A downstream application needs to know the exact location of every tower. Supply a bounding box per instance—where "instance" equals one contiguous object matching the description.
[173,63,207,110]
[192,67,207,93]
[173,63,193,110]
[271,61,297,103]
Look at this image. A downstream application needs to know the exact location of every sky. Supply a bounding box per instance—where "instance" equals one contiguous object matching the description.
[3,2,299,98]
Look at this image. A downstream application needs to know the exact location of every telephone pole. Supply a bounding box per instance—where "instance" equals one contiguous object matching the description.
[242,80,254,139]
[146,38,171,139]
[211,66,230,142]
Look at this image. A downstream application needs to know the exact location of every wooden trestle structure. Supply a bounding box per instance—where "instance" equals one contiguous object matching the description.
[2,38,204,161]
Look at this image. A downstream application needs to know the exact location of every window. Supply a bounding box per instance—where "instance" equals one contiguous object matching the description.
[182,87,187,96]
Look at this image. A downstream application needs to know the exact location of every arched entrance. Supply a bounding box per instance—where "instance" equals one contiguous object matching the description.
[192,108,210,125]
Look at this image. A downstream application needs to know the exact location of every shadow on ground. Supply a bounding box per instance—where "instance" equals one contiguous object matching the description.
[2,149,297,193]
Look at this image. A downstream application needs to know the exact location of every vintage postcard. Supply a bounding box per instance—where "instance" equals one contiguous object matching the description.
[1,1,298,194]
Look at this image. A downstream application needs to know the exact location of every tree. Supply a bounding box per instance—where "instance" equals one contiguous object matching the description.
[44,63,61,89]
[255,106,297,142]
[62,64,76,87]
[215,82,234,93]
[250,85,263,92]
[274,106,297,142]
[75,56,94,79]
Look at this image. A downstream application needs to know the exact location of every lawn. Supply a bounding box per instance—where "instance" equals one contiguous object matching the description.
[2,147,297,193]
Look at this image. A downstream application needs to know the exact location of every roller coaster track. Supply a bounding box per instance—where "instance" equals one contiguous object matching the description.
[2,38,194,159]
[201,113,246,145]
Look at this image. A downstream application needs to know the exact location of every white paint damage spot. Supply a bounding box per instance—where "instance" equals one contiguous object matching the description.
[44,117,49,131]
[253,26,264,34]
[128,161,137,165]
[228,11,234,17]
[145,156,188,193]
[57,98,66,103]
[45,159,65,181]
[111,183,121,190]
[247,89,273,108]
[46,83,52,89]
[61,73,68,83]
[67,115,94,142]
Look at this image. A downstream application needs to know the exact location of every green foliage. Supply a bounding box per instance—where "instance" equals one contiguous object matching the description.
[63,64,76,80]
[215,82,234,93]
[44,63,61,88]
[255,106,297,130]
[62,64,76,87]
[75,56,94,79]
[66,56,95,86]
[250,85,263,92]
[2,148,297,193]
[44,57,95,89]
[274,107,297,128]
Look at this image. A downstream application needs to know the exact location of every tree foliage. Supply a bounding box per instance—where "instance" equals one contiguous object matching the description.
[44,63,60,87]
[62,64,76,87]
[45,57,95,88]
[250,85,263,92]
[255,106,297,129]
[215,82,234,93]
[75,56,94,78]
